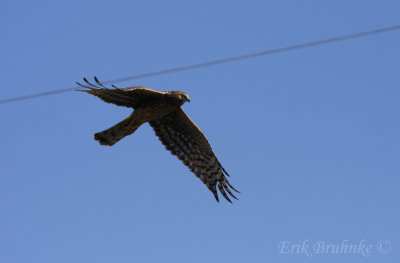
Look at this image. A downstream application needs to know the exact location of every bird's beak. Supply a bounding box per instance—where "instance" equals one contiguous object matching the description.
[187,99,190,103]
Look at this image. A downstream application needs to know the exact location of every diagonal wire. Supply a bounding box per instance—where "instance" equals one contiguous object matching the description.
[1,24,400,105]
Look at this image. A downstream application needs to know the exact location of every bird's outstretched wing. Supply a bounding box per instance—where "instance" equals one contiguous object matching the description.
[149,108,239,203]
[76,77,165,108]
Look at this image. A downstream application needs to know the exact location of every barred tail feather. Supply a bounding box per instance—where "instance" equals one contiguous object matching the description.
[94,113,142,146]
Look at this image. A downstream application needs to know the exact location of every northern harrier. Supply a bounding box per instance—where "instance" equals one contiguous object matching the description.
[77,77,239,203]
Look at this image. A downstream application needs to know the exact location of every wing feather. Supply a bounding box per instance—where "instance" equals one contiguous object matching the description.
[76,77,165,108]
[149,108,238,202]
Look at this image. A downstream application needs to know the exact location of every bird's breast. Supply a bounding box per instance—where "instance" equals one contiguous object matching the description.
[134,104,180,123]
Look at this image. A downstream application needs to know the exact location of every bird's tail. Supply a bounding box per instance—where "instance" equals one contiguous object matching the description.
[94,113,143,146]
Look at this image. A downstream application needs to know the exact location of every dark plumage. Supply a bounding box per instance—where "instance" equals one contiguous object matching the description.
[77,77,239,203]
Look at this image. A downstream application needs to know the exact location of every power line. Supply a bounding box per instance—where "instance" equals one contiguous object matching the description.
[1,24,400,105]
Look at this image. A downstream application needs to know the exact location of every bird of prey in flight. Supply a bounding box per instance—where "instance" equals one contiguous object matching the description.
[77,77,239,203]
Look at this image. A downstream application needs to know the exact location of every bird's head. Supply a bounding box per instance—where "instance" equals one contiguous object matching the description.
[169,91,190,105]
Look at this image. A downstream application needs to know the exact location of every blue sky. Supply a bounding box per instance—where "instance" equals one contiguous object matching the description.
[1,1,399,262]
